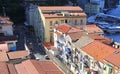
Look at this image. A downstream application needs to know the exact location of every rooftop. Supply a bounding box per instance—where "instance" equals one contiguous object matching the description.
[56,23,82,34]
[86,24,103,34]
[15,60,63,74]
[8,50,30,59]
[0,16,13,25]
[88,34,112,44]
[0,44,9,52]
[55,31,63,37]
[0,52,9,61]
[68,32,82,41]
[43,42,54,49]
[74,36,94,48]
[39,6,83,11]
[105,50,120,69]
[82,41,115,62]
[0,62,17,74]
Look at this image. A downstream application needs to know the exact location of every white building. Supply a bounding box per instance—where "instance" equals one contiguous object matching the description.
[0,17,13,36]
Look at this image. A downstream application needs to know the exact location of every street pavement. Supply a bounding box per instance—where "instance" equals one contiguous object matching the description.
[13,24,48,61]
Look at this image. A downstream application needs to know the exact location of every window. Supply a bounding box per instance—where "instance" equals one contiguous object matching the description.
[55,21,58,24]
[75,20,77,25]
[50,21,52,26]
[50,33,53,42]
[61,20,64,23]
[80,20,83,25]
[65,19,68,23]
[49,27,53,32]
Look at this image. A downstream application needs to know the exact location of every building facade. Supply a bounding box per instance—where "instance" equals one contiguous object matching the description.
[0,17,17,51]
[28,6,87,42]
[85,3,100,15]
[0,17,13,36]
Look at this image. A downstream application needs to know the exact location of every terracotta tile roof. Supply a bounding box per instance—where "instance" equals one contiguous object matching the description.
[67,27,82,33]
[50,46,57,51]
[8,50,29,59]
[56,23,81,34]
[15,63,28,74]
[82,41,115,62]
[43,42,54,49]
[0,44,9,52]
[7,64,17,74]
[38,61,63,74]
[0,62,16,74]
[39,6,83,11]
[89,34,112,44]
[68,32,82,41]
[55,31,63,37]
[74,36,94,48]
[56,23,71,33]
[86,24,103,34]
[0,62,9,74]
[0,36,17,42]
[16,60,63,74]
[0,52,9,61]
[105,50,120,68]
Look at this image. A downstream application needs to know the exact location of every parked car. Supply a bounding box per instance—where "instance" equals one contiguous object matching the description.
[44,55,50,60]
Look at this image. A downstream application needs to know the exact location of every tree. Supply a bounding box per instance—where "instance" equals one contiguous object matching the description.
[0,0,25,24]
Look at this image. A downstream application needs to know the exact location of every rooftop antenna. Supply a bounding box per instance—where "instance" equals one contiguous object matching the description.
[2,7,6,17]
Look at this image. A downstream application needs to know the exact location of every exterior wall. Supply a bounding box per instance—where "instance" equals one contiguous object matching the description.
[49,50,59,56]
[2,25,13,36]
[5,41,17,51]
[30,6,45,42]
[29,6,86,42]
[25,5,38,26]
[45,17,86,42]
[85,3,100,15]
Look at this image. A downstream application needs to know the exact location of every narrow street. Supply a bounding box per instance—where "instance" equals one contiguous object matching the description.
[14,24,48,61]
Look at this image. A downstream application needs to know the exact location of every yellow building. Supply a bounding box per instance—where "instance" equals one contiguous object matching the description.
[32,6,86,42]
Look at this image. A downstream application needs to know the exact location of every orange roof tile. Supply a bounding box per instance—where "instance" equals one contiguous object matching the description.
[0,52,9,61]
[0,44,9,52]
[15,63,28,74]
[67,27,82,33]
[105,50,120,68]
[55,31,63,37]
[39,6,83,11]
[8,50,29,59]
[86,24,103,34]
[50,46,57,51]
[16,60,63,74]
[0,62,9,74]
[43,42,54,49]
[7,64,17,74]
[82,41,115,62]
[89,34,112,44]
[56,23,71,33]
[68,32,82,41]
[56,23,81,34]
[0,62,17,74]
